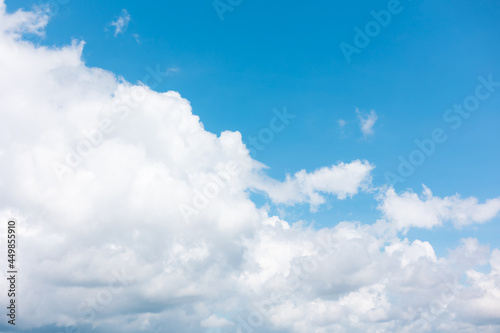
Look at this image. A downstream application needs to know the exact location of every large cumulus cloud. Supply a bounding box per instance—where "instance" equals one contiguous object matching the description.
[0,3,499,333]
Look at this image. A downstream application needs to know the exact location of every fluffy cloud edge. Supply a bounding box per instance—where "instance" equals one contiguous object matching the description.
[250,160,374,211]
[378,185,500,230]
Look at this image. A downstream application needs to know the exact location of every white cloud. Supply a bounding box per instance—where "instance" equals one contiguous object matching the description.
[1,3,500,333]
[109,9,130,36]
[337,118,346,128]
[378,185,500,230]
[250,160,374,211]
[357,109,378,137]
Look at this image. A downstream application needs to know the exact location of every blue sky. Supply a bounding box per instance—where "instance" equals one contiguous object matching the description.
[1,1,500,332]
[10,0,498,250]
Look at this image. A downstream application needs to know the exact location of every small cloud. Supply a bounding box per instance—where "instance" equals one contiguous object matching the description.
[109,9,131,37]
[337,119,346,128]
[356,109,377,137]
[166,67,180,76]
[132,33,140,44]
[251,160,374,212]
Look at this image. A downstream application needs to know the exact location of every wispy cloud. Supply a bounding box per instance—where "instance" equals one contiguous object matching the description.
[337,118,346,128]
[357,109,378,137]
[132,33,140,44]
[109,9,130,37]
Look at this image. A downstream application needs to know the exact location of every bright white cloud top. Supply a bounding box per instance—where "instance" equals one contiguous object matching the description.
[0,3,500,333]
